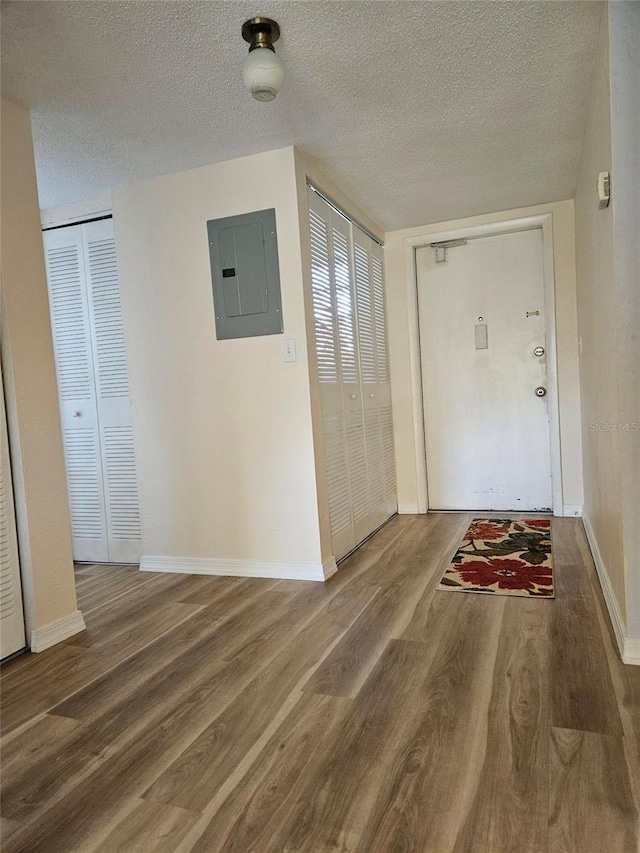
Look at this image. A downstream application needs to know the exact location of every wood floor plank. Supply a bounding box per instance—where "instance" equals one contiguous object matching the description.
[202,637,437,853]
[1,515,638,853]
[549,726,639,853]
[302,558,435,698]
[1,645,103,735]
[451,596,552,853]
[67,574,206,647]
[1,588,302,827]
[49,581,281,721]
[588,558,640,802]
[0,713,81,774]
[550,563,623,736]
[550,517,594,567]
[142,583,377,812]
[353,594,505,853]
[1,580,369,848]
[182,692,352,853]
[74,567,157,611]
[90,800,200,853]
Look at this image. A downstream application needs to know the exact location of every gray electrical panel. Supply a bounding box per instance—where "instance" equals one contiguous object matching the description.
[207,208,283,340]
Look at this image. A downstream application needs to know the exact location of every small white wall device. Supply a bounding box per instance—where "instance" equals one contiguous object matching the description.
[597,171,611,209]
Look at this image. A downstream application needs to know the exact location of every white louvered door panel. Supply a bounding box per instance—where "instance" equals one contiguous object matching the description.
[83,219,141,563]
[0,365,26,659]
[309,192,355,559]
[353,226,387,530]
[371,243,397,517]
[44,225,109,562]
[331,210,371,545]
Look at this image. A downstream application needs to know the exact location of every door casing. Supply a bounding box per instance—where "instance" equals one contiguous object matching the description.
[402,214,563,515]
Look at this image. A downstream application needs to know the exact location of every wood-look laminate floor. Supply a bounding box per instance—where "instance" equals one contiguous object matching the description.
[1,513,639,852]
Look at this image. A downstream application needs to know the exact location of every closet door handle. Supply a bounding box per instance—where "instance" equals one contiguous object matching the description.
[349,393,357,400]
[73,411,82,418]
[369,393,376,398]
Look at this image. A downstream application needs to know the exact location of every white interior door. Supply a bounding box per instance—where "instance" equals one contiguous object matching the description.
[82,220,142,562]
[44,220,141,563]
[417,229,552,511]
[353,227,394,530]
[44,224,109,562]
[0,364,26,659]
[309,194,355,559]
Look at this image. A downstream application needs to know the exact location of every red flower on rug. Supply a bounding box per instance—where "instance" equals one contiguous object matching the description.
[465,521,508,541]
[523,519,551,529]
[457,558,552,592]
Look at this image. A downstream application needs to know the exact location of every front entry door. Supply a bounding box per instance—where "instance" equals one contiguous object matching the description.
[417,228,552,511]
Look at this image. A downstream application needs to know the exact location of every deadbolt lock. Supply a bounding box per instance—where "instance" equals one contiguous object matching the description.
[535,386,547,397]
[533,346,545,357]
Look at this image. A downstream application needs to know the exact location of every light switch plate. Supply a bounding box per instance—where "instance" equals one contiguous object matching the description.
[282,339,296,362]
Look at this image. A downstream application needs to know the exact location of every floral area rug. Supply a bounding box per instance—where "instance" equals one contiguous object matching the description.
[437,518,553,598]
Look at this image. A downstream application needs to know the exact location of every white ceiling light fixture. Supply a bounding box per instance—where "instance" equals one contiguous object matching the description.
[241,17,284,102]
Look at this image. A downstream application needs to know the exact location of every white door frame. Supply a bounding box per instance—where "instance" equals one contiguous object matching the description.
[403,214,563,516]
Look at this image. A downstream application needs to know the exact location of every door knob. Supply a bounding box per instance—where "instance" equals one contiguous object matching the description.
[369,393,376,398]
[73,410,82,417]
[533,346,545,357]
[535,387,547,397]
[349,393,356,400]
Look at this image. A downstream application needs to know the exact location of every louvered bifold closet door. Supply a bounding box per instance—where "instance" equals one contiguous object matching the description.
[353,226,395,530]
[0,365,26,659]
[330,209,372,546]
[371,241,397,517]
[82,219,142,563]
[309,191,355,559]
[44,225,109,562]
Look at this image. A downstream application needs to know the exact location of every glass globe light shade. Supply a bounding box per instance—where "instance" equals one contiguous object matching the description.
[242,48,284,101]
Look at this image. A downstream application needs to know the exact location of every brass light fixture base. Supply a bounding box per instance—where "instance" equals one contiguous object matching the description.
[241,17,281,52]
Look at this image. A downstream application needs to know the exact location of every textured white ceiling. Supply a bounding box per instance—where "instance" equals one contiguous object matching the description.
[2,0,602,230]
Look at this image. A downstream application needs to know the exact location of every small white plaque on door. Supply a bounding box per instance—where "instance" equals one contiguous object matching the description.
[475,323,488,350]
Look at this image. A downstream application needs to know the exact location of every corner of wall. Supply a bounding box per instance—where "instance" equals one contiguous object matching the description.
[1,96,81,647]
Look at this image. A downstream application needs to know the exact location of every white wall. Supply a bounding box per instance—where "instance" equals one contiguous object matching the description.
[609,0,640,643]
[575,3,640,660]
[1,96,83,650]
[112,147,325,575]
[385,200,583,516]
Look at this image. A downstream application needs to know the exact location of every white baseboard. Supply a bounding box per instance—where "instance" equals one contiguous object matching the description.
[30,609,86,653]
[398,503,420,515]
[140,555,337,582]
[624,638,640,666]
[322,557,338,580]
[563,504,583,517]
[582,513,639,666]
